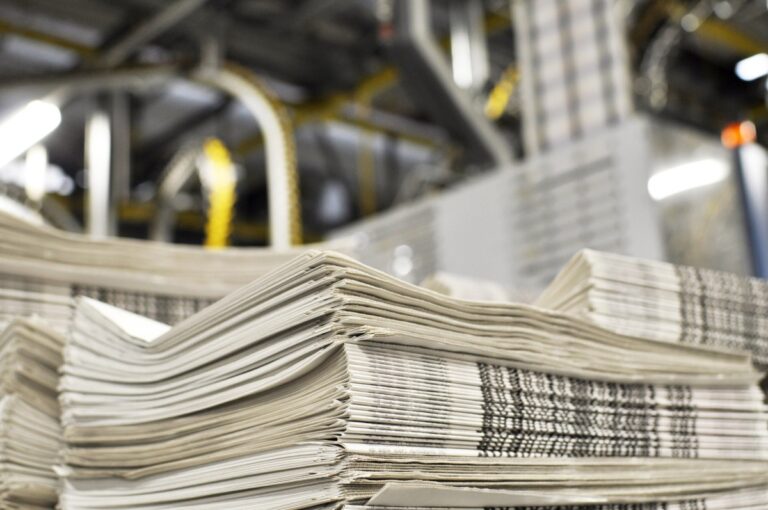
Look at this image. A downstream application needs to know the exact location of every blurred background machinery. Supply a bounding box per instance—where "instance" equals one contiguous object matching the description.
[0,0,766,291]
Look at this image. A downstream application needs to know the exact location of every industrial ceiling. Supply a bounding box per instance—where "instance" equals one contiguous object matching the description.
[0,0,765,243]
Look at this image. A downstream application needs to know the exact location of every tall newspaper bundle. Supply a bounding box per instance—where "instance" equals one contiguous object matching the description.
[59,251,768,509]
[0,210,333,330]
[537,249,768,369]
[0,317,64,509]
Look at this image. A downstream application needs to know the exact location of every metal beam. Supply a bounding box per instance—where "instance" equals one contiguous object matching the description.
[235,67,399,154]
[0,64,180,95]
[95,0,210,67]
[0,18,96,57]
[150,143,201,242]
[390,0,512,168]
[340,105,448,147]
[109,92,132,207]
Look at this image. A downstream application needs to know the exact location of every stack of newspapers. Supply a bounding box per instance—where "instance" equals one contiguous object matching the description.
[0,317,64,509]
[537,249,768,369]
[0,210,329,330]
[59,251,768,509]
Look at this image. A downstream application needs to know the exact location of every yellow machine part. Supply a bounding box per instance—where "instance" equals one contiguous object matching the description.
[485,65,519,120]
[202,138,237,249]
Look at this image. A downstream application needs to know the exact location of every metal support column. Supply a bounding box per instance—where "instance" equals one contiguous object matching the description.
[85,102,115,238]
[734,143,768,277]
[109,92,131,213]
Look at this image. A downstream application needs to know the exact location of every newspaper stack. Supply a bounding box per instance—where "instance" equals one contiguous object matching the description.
[0,318,64,509]
[0,209,335,330]
[537,249,768,369]
[351,484,768,509]
[59,251,768,509]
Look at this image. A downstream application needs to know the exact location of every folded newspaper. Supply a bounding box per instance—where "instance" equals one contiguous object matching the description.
[0,318,64,509]
[537,249,768,369]
[58,251,768,509]
[0,209,337,330]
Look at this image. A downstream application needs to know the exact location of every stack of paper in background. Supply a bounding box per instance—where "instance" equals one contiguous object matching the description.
[513,0,633,155]
[59,251,768,509]
[537,249,768,370]
[0,317,65,509]
[0,209,342,331]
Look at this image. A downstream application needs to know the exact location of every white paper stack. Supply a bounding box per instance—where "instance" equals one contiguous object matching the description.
[513,0,633,155]
[0,318,65,509]
[0,209,345,330]
[58,251,768,509]
[537,249,768,370]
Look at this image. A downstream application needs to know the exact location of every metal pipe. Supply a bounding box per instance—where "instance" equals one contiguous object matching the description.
[85,107,114,238]
[194,64,301,248]
[150,143,201,242]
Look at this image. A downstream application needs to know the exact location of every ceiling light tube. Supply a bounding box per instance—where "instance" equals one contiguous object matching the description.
[735,53,768,81]
[0,100,61,169]
[648,159,729,201]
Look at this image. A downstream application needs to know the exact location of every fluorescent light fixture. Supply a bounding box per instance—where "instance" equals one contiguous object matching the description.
[0,100,61,169]
[648,159,729,201]
[25,144,48,202]
[735,53,768,81]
